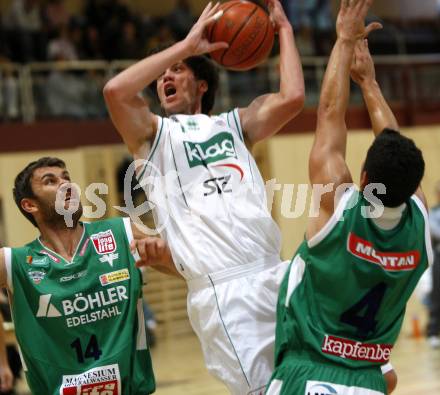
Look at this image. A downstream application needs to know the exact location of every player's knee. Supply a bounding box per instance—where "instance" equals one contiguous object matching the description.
[384,369,398,394]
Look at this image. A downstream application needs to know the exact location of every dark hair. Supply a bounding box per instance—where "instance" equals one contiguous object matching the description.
[364,128,424,207]
[183,55,219,114]
[13,157,66,227]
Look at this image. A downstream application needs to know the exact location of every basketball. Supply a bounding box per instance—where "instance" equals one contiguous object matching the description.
[207,0,275,71]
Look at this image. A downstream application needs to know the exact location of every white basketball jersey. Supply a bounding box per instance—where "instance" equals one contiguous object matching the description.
[137,109,282,279]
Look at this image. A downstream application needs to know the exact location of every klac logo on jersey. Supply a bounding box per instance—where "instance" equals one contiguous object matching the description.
[184,132,237,168]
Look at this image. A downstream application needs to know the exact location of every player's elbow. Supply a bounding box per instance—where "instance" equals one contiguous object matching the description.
[282,90,305,117]
[103,79,126,103]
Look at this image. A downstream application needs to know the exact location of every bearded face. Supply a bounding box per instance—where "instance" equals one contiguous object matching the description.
[25,167,83,229]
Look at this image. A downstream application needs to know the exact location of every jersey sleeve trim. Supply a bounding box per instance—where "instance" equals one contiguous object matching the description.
[285,254,306,307]
[307,186,357,249]
[122,217,140,261]
[380,362,393,374]
[231,108,245,142]
[147,115,164,163]
[411,194,434,267]
[136,116,165,184]
[3,248,12,292]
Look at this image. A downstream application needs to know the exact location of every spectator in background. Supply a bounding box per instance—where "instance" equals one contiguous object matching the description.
[308,0,334,56]
[282,0,333,56]
[428,181,440,348]
[115,20,144,60]
[2,0,46,62]
[82,26,104,59]
[146,20,175,52]
[0,57,19,121]
[47,26,78,61]
[43,0,71,37]
[167,0,195,40]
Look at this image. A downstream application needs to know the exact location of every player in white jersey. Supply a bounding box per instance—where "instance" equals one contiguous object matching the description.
[104,1,305,394]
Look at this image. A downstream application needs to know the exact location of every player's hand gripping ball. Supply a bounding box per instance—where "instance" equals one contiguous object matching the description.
[207,0,275,70]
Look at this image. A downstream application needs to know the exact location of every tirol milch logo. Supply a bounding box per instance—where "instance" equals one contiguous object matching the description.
[184,132,237,168]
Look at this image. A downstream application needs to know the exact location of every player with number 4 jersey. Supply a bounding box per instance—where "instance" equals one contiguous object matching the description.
[267,1,430,394]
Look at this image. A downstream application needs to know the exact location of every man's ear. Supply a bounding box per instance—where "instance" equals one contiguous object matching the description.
[21,198,38,215]
[198,80,208,94]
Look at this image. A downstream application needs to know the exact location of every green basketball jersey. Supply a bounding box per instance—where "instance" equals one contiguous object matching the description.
[275,187,432,370]
[5,217,155,395]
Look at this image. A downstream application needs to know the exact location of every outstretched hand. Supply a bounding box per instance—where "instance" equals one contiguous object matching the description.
[350,39,376,85]
[336,0,382,42]
[183,2,229,56]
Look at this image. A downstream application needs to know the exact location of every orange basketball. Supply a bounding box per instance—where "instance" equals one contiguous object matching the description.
[207,0,275,71]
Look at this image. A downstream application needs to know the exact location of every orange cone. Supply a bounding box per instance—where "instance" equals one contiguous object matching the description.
[412,314,422,338]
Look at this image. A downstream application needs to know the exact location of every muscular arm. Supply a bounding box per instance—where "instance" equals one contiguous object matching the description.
[351,39,427,207]
[103,44,182,158]
[103,3,227,158]
[239,0,304,146]
[307,0,379,240]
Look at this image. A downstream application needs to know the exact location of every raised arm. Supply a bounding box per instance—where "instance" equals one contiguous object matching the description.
[307,0,380,239]
[103,2,228,158]
[350,39,398,136]
[238,0,304,146]
[350,39,427,206]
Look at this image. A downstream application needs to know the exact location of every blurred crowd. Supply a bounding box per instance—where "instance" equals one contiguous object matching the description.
[0,0,338,65]
[0,0,196,63]
[0,0,439,121]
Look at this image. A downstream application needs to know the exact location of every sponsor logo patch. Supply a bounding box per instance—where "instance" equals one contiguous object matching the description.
[60,270,87,283]
[321,334,392,363]
[37,286,128,327]
[184,132,237,168]
[28,270,46,284]
[305,380,384,395]
[347,232,420,271]
[100,269,130,286]
[91,230,117,255]
[60,364,121,395]
[99,253,119,267]
[27,255,50,268]
[39,250,60,263]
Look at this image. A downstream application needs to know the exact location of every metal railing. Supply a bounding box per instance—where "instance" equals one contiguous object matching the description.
[1,54,440,124]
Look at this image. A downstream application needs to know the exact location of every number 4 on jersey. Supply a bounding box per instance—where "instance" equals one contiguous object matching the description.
[340,282,388,339]
[71,335,102,363]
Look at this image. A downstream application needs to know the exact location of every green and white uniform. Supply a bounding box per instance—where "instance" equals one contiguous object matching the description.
[138,110,286,395]
[267,187,432,395]
[3,218,155,395]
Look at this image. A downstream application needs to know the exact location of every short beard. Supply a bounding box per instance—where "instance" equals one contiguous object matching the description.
[39,200,84,230]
